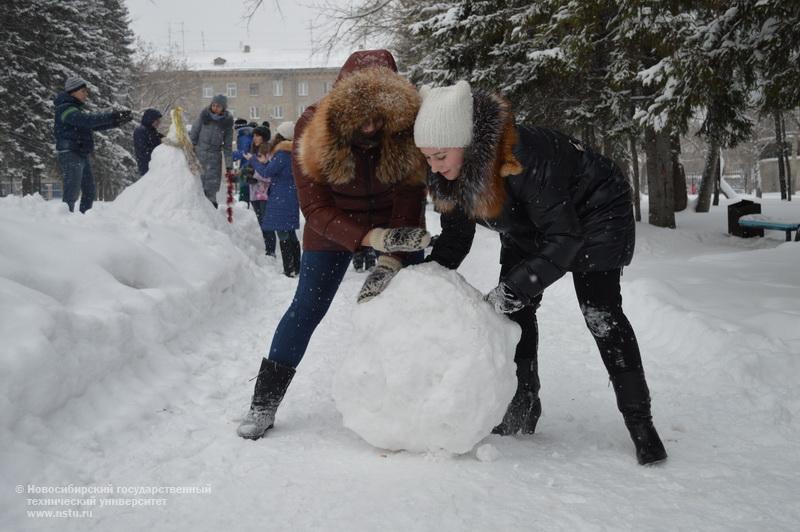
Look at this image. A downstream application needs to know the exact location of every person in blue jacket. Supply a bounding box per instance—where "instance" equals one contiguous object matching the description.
[53,75,132,212]
[248,121,301,276]
[133,108,164,176]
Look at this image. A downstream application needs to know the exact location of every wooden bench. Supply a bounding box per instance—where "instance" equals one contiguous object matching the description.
[739,214,800,242]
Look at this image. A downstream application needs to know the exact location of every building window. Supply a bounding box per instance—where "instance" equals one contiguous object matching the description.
[297,104,306,117]
[297,80,309,96]
[273,79,283,97]
[227,82,237,98]
[272,105,283,119]
[322,81,333,94]
[249,106,259,119]
[203,86,213,98]
[249,83,259,96]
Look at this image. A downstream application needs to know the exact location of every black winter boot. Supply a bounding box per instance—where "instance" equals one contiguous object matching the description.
[611,370,667,465]
[492,358,541,435]
[237,358,295,440]
[279,240,301,278]
[292,240,301,276]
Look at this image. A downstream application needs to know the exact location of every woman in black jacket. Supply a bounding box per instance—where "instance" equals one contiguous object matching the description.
[413,81,666,465]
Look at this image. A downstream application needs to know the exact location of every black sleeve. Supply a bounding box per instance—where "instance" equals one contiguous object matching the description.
[427,206,476,270]
[503,138,584,303]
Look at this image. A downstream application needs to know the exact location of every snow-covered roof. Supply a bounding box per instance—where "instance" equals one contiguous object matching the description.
[182,48,349,71]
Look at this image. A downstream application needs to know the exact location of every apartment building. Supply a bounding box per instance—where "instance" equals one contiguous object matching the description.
[147,49,342,125]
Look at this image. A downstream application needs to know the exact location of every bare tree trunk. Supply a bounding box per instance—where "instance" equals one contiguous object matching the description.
[712,154,721,206]
[671,134,687,211]
[780,112,792,201]
[774,110,787,199]
[696,141,719,212]
[629,133,642,222]
[644,126,675,227]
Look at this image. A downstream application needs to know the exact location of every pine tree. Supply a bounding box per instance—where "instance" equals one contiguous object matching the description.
[0,0,136,199]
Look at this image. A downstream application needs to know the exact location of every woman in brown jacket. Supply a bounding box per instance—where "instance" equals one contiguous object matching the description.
[237,50,431,440]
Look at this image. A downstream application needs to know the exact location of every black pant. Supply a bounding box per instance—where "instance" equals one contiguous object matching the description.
[502,266,643,379]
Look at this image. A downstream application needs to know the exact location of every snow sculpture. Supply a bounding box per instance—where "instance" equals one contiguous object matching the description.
[333,262,519,454]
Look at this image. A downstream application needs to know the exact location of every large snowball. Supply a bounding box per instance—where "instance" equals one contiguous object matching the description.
[333,262,520,454]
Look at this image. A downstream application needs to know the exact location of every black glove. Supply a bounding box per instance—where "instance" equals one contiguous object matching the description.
[112,109,133,124]
[485,282,525,314]
[368,227,431,253]
[246,176,258,184]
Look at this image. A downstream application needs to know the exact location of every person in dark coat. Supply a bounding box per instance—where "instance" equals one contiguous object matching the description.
[232,119,255,205]
[249,121,301,277]
[53,75,132,212]
[413,81,666,466]
[236,50,431,441]
[133,108,164,176]
[189,94,234,207]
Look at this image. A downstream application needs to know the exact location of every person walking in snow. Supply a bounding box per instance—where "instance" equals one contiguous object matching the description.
[133,108,164,176]
[247,121,302,277]
[236,50,431,440]
[53,75,133,213]
[413,81,667,465]
[189,94,234,207]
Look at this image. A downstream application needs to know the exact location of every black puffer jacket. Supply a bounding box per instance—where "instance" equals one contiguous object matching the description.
[428,91,635,304]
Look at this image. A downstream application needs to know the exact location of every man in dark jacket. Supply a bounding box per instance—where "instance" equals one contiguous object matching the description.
[133,108,164,176]
[413,81,667,466]
[53,75,132,212]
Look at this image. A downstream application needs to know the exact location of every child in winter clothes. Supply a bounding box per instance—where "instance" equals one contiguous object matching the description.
[133,108,164,176]
[243,126,277,256]
[248,121,301,277]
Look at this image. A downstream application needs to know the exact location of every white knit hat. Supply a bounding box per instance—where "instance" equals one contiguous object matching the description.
[276,121,295,140]
[414,80,473,148]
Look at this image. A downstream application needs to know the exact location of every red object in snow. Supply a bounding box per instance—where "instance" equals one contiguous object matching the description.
[225,170,235,223]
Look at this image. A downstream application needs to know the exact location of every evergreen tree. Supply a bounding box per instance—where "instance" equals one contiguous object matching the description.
[0,0,135,199]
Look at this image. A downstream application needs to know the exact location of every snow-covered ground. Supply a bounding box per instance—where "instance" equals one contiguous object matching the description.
[1,158,799,531]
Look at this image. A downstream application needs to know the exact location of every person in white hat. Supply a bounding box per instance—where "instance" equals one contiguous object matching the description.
[53,75,133,213]
[414,81,667,466]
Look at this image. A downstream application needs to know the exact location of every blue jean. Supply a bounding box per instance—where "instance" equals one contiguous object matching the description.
[267,249,423,368]
[57,151,95,213]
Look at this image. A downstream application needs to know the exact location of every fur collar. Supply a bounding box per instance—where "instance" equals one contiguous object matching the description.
[427,92,522,219]
[297,66,426,187]
[270,140,293,156]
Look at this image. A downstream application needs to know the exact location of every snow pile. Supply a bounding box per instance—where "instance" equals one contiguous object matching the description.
[113,143,264,255]
[333,262,519,454]
[0,146,264,435]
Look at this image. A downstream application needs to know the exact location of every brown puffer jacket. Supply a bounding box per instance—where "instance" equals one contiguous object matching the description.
[293,50,427,252]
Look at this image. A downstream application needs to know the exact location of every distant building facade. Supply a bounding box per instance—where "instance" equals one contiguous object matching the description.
[139,50,342,127]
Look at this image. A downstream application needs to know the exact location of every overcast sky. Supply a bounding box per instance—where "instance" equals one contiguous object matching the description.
[125,0,355,59]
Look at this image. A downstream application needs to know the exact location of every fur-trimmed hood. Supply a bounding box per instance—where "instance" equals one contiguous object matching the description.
[427,91,522,219]
[296,66,426,187]
[270,139,293,156]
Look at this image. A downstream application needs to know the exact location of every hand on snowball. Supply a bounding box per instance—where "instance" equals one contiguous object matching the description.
[368,227,431,253]
[357,255,402,304]
[484,282,525,314]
